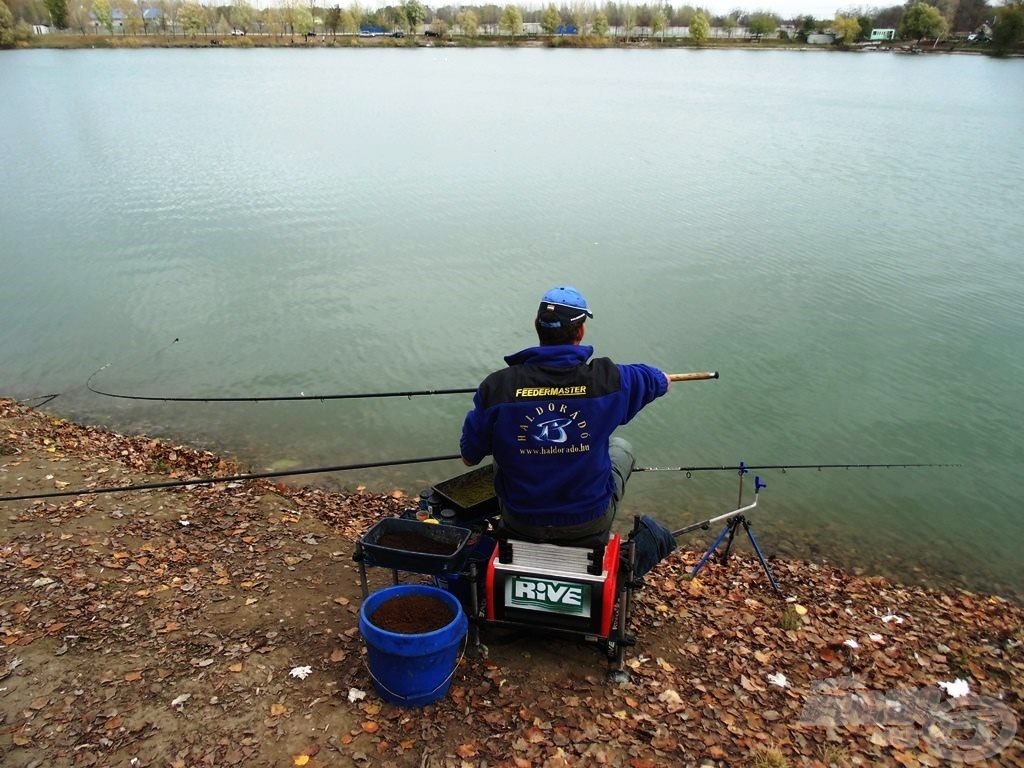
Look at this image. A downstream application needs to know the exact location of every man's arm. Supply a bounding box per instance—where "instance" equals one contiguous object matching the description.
[459,390,491,466]
[618,363,671,423]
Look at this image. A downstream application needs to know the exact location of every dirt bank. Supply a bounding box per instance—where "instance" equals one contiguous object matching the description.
[1,398,1021,767]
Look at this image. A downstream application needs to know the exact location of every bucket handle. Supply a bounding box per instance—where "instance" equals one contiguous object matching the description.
[364,636,468,704]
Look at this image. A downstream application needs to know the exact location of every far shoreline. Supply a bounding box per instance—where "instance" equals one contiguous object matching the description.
[5,31,1014,57]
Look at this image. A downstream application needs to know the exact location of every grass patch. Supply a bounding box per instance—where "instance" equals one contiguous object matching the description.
[816,744,850,767]
[777,604,802,631]
[750,744,791,768]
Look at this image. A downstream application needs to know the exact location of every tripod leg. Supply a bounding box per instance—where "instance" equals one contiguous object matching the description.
[719,518,740,565]
[691,522,732,578]
[742,521,782,596]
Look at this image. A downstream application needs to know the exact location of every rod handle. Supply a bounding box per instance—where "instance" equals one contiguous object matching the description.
[667,371,719,382]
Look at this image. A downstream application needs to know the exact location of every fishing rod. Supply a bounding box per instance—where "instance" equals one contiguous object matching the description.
[1,453,956,505]
[636,461,961,476]
[0,453,462,503]
[86,366,719,403]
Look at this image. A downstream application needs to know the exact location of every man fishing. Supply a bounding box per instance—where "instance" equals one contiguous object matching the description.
[459,285,678,571]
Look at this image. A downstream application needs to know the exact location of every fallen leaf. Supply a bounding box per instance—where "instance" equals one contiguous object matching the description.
[361,721,379,733]
[456,742,478,758]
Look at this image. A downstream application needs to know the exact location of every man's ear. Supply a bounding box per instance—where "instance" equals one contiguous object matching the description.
[575,324,586,344]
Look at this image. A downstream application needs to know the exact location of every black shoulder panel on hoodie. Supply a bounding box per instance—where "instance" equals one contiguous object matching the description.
[477,357,621,409]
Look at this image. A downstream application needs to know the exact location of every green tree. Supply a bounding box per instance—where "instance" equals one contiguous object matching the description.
[293,4,313,35]
[993,3,1024,51]
[325,4,339,33]
[69,0,90,32]
[402,0,423,32]
[347,1,362,29]
[44,0,67,28]
[592,9,608,36]
[689,10,708,44]
[499,4,521,37]
[833,14,861,43]
[339,7,355,32]
[0,0,15,45]
[898,2,946,41]
[953,0,991,35]
[93,0,113,32]
[216,11,230,34]
[231,0,253,32]
[456,8,477,36]
[178,1,204,36]
[570,4,584,34]
[621,5,635,39]
[747,11,778,39]
[652,7,667,39]
[857,15,872,40]
[541,2,558,33]
[722,13,736,37]
[391,5,407,32]
[798,14,815,39]
[125,4,144,33]
[157,0,174,33]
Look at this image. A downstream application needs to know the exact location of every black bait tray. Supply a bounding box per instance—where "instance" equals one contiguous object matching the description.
[359,518,472,574]
[432,464,499,519]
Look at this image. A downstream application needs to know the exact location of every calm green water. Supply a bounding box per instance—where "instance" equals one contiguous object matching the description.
[1,49,1022,597]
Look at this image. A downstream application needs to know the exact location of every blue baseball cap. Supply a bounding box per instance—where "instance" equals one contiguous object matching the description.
[537,286,593,328]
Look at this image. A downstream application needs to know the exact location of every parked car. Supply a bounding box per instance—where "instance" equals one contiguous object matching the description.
[231,28,245,36]
[391,30,405,37]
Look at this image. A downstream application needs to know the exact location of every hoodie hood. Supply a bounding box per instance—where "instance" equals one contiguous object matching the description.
[503,345,594,368]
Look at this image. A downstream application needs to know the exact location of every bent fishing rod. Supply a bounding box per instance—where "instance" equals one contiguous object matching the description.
[86,368,720,409]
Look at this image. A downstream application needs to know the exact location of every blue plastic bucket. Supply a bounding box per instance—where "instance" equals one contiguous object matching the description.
[358,584,468,707]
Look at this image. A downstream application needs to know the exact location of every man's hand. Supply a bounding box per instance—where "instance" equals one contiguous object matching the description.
[461,456,476,467]
[664,372,672,390]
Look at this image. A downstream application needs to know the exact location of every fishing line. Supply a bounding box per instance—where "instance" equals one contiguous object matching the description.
[0,453,463,503]
[15,337,185,408]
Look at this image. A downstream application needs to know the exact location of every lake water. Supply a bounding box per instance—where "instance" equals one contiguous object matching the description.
[1,48,1022,598]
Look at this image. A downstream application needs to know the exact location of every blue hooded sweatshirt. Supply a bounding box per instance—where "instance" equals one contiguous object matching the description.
[460,344,667,527]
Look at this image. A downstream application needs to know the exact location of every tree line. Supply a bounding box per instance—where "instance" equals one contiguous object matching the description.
[3,0,1023,50]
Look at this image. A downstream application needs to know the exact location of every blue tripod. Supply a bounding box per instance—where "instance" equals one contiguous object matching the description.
[691,463,781,595]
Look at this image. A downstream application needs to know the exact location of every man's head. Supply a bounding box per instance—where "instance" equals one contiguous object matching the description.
[535,285,593,346]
